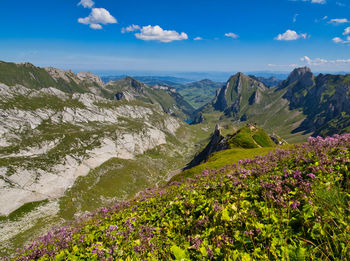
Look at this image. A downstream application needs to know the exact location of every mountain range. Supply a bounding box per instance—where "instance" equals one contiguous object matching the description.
[1,60,350,258]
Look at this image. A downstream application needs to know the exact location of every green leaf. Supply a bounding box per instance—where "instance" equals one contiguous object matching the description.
[54,251,66,261]
[222,208,230,221]
[171,245,188,260]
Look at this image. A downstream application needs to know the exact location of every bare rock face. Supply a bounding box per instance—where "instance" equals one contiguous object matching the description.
[76,72,104,86]
[45,67,79,84]
[0,83,181,217]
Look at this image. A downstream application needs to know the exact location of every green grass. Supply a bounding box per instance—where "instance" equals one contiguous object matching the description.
[171,145,292,182]
[0,94,85,111]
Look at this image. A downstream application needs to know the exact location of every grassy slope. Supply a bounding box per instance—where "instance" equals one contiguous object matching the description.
[0,61,91,94]
[15,134,350,260]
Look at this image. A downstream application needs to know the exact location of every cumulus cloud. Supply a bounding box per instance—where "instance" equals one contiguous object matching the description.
[343,27,350,35]
[90,23,102,30]
[78,0,94,8]
[329,18,349,24]
[225,32,239,39]
[194,37,203,40]
[78,8,117,29]
[135,25,188,43]
[333,36,350,44]
[300,56,350,65]
[274,30,307,41]
[331,27,350,44]
[121,24,141,33]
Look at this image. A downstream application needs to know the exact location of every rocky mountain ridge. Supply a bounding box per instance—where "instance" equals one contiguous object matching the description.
[197,67,350,141]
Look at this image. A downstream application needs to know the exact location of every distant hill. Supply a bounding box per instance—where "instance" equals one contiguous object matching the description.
[249,75,281,87]
[176,79,224,109]
[102,75,192,86]
[105,77,195,121]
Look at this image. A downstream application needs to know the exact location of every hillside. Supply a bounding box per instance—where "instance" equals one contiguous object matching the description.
[0,63,204,257]
[196,67,350,143]
[14,133,350,260]
[184,125,277,171]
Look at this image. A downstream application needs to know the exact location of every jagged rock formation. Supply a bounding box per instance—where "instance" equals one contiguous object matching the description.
[185,124,276,170]
[212,73,267,118]
[184,125,226,169]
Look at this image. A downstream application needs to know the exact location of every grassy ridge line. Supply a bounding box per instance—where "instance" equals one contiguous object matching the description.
[15,134,350,260]
[172,145,292,183]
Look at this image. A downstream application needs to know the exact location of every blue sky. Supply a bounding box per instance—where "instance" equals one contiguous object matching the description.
[0,0,349,73]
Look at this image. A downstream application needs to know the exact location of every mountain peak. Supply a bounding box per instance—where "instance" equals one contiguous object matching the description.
[287,67,312,83]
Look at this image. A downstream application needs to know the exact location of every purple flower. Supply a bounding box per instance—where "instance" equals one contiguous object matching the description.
[290,201,300,209]
[307,173,316,179]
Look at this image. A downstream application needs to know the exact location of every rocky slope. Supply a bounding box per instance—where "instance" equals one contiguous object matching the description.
[105,77,195,121]
[0,83,183,217]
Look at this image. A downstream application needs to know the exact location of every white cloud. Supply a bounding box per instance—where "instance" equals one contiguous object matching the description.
[78,0,94,8]
[300,56,312,63]
[290,0,326,4]
[121,24,140,33]
[134,25,188,43]
[89,23,102,30]
[293,14,299,23]
[194,37,203,40]
[333,37,344,43]
[274,30,307,41]
[329,18,349,24]
[343,27,350,35]
[78,8,117,29]
[300,56,350,65]
[336,2,346,6]
[311,0,326,3]
[225,32,239,39]
[268,63,299,68]
[333,36,350,44]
